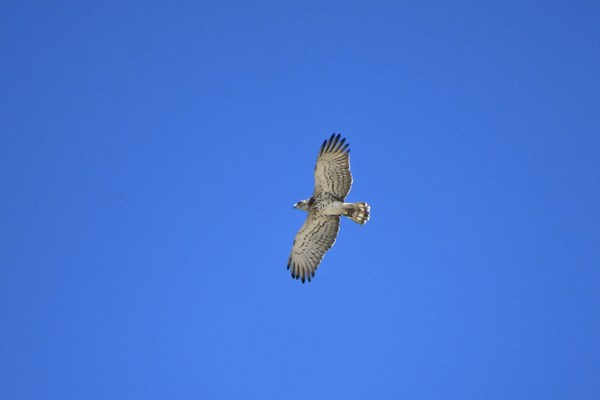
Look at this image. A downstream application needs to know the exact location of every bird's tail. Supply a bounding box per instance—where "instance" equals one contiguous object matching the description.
[342,202,370,225]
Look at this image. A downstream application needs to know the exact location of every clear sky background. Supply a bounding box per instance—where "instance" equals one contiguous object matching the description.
[1,1,599,399]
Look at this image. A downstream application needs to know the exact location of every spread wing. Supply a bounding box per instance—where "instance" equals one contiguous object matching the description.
[287,213,340,283]
[313,133,352,200]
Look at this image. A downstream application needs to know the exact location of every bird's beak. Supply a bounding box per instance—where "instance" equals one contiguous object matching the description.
[293,203,298,209]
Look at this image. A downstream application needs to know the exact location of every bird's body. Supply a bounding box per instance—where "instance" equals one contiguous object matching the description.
[288,133,370,283]
[296,195,342,215]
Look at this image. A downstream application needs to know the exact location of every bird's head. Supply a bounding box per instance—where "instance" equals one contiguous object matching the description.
[293,199,310,211]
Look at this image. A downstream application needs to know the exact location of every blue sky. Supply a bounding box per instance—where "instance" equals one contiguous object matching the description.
[1,1,599,399]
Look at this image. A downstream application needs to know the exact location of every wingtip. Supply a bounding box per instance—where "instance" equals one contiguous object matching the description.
[326,133,335,152]
[320,133,349,154]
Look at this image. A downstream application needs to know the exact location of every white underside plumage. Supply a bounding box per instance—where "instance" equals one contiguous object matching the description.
[320,201,344,215]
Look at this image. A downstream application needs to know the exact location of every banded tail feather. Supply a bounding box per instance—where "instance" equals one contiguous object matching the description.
[343,202,370,225]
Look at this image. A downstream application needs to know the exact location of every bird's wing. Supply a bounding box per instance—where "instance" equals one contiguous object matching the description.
[313,133,353,200]
[287,213,340,283]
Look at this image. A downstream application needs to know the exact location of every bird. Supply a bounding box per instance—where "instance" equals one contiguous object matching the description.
[288,133,370,283]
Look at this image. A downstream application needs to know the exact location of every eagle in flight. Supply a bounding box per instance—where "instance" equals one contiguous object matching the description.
[288,133,370,283]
